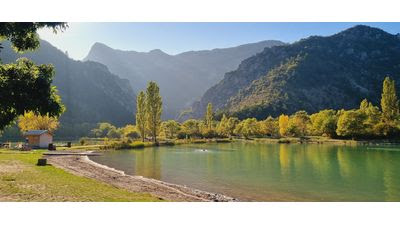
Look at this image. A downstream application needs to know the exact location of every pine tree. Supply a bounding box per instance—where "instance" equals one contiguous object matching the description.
[381,77,399,123]
[136,91,146,142]
[146,81,162,143]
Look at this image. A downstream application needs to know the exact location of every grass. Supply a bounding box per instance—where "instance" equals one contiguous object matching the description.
[0,150,162,201]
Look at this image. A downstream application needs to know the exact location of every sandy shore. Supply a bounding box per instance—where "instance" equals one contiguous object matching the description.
[45,154,236,202]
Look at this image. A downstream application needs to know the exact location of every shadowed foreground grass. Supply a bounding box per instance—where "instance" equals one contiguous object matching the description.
[0,150,162,202]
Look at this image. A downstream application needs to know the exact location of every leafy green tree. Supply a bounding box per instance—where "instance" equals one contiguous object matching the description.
[310,109,338,137]
[226,117,239,137]
[336,110,366,139]
[205,103,213,130]
[381,77,399,123]
[145,82,162,143]
[359,99,381,136]
[107,128,122,139]
[234,118,259,138]
[0,23,67,131]
[161,120,180,139]
[121,125,140,139]
[216,114,229,137]
[136,91,146,141]
[181,119,201,138]
[91,122,116,138]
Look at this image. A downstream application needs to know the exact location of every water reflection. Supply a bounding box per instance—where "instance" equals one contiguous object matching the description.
[91,142,400,201]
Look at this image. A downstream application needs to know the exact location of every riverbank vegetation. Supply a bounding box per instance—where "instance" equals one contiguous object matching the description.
[66,76,400,149]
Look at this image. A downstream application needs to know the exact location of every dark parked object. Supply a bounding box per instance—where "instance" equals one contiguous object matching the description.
[48,143,56,151]
[37,158,47,166]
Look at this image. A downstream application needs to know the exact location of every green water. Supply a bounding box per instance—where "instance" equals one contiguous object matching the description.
[90,142,400,201]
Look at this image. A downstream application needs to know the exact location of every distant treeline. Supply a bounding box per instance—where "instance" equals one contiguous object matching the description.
[2,77,399,142]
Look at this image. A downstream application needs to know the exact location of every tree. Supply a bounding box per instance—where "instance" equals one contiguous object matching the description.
[381,77,399,123]
[216,114,229,137]
[259,116,279,137]
[145,81,162,143]
[287,111,310,136]
[359,99,381,136]
[310,109,338,137]
[278,114,289,136]
[136,91,146,141]
[161,120,180,139]
[0,23,67,131]
[234,118,259,138]
[18,111,60,134]
[181,119,201,138]
[120,125,140,139]
[205,103,213,130]
[336,110,366,139]
[91,122,116,138]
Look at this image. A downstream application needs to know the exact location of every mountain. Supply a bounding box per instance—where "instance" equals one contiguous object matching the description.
[0,40,136,135]
[84,40,284,119]
[191,25,400,119]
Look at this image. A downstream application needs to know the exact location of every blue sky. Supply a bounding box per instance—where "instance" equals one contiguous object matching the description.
[38,22,400,60]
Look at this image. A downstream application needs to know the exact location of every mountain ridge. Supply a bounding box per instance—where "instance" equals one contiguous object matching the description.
[84,40,285,119]
[190,25,400,119]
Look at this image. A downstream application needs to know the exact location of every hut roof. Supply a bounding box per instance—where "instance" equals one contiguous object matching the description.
[24,130,49,136]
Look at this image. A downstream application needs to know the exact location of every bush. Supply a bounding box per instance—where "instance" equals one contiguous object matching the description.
[79,138,86,146]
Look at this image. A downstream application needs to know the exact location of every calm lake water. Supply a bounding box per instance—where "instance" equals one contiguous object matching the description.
[90,142,400,201]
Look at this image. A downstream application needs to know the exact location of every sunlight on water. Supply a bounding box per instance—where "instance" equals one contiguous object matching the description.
[91,142,400,201]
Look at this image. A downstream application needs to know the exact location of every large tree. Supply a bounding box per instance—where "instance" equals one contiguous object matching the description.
[145,81,162,143]
[136,91,146,142]
[205,103,213,130]
[0,22,67,131]
[18,111,60,134]
[381,77,399,123]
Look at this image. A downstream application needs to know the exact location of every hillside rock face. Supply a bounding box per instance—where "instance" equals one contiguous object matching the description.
[0,40,136,127]
[191,25,400,119]
[84,40,284,119]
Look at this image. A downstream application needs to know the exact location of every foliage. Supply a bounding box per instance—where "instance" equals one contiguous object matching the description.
[161,120,180,139]
[259,116,279,137]
[181,119,201,138]
[287,111,310,137]
[278,114,289,136]
[136,91,146,141]
[234,118,259,138]
[145,81,162,143]
[205,103,213,130]
[18,111,60,134]
[0,23,66,131]
[310,109,338,137]
[336,110,366,138]
[381,77,399,123]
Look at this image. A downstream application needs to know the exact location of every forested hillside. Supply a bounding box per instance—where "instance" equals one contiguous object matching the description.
[84,40,284,118]
[0,40,136,138]
[191,25,400,119]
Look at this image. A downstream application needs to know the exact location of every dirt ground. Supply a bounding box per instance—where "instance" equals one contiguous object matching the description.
[46,154,236,202]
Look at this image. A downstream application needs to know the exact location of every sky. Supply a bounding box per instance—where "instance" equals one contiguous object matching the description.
[38,22,400,60]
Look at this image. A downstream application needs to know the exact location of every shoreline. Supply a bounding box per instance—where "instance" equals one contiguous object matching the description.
[45,154,236,202]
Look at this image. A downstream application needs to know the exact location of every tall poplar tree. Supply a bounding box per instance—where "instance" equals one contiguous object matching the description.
[381,77,399,123]
[205,103,213,130]
[146,81,162,143]
[136,91,146,142]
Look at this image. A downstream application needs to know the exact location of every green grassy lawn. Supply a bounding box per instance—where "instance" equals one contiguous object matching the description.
[0,150,162,201]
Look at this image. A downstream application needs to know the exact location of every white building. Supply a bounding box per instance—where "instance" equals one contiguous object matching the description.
[24,130,53,148]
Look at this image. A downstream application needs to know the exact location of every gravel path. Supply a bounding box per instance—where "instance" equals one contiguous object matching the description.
[45,154,236,202]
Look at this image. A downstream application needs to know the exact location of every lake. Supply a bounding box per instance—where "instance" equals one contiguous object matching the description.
[90,142,400,201]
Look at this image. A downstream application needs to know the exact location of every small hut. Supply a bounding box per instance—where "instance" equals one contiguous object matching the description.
[24,130,53,148]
